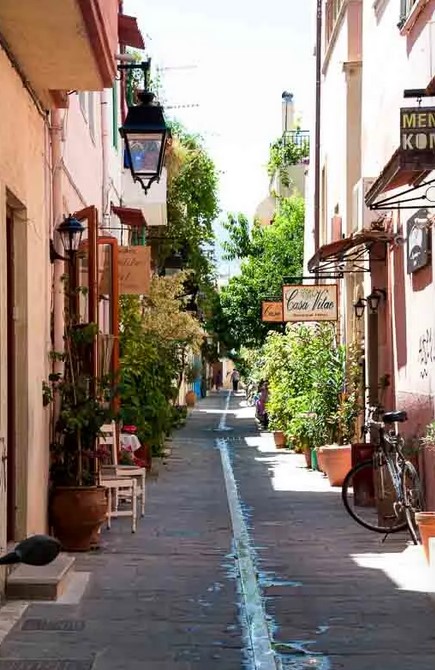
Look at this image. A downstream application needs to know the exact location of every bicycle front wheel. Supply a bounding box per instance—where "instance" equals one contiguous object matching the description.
[342,459,407,534]
[402,461,423,544]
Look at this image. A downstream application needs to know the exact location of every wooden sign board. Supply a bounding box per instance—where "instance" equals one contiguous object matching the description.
[100,245,151,296]
[118,246,151,295]
[261,301,283,322]
[282,284,338,322]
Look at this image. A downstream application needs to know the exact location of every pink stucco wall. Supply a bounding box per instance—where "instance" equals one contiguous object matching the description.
[361,0,435,506]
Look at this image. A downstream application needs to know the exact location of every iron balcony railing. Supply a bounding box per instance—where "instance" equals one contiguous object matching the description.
[281,130,310,165]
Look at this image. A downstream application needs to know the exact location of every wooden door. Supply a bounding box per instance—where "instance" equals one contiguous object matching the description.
[6,213,16,540]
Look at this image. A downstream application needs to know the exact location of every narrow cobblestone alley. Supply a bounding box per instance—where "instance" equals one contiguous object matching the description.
[0,392,435,669]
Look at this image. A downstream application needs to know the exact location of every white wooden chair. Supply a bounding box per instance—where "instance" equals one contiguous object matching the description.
[103,475,137,533]
[99,422,146,518]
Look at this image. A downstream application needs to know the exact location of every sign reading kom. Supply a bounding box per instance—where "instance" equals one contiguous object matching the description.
[401,107,435,151]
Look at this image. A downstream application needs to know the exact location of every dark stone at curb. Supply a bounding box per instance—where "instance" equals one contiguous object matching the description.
[21,620,85,632]
[0,662,93,670]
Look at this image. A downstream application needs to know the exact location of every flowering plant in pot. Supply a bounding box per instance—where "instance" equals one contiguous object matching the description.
[44,317,115,552]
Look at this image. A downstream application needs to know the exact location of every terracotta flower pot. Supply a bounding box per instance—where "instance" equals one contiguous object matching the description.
[303,445,312,468]
[50,486,108,552]
[318,444,352,487]
[317,448,326,474]
[185,390,196,407]
[415,512,435,563]
[273,430,286,448]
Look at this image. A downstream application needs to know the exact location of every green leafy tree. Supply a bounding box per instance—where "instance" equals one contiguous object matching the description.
[217,196,305,349]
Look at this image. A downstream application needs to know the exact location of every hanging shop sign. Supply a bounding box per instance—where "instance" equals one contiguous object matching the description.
[400,107,435,152]
[407,208,431,274]
[118,246,151,295]
[100,245,151,295]
[282,284,338,322]
[261,301,283,322]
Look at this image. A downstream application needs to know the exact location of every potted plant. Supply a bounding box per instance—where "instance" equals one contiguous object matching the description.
[185,362,201,407]
[415,421,435,561]
[44,321,114,551]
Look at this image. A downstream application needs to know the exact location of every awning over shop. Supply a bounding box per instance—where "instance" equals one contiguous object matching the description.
[118,14,145,49]
[111,205,146,227]
[307,230,393,274]
[365,147,432,210]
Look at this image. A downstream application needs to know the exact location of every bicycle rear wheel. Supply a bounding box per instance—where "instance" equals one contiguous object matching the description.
[342,459,407,534]
[402,461,423,544]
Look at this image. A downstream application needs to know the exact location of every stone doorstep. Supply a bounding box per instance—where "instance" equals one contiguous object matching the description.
[6,554,75,601]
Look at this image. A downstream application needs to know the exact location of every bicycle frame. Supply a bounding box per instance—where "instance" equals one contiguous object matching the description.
[374,426,407,512]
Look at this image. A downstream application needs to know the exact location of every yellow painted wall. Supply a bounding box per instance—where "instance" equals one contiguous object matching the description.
[0,45,50,544]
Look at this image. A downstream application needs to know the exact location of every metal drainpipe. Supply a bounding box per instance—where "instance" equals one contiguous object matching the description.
[101,90,110,231]
[50,108,65,393]
[314,0,322,280]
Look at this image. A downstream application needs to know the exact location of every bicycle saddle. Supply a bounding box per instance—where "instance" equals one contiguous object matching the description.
[382,410,407,423]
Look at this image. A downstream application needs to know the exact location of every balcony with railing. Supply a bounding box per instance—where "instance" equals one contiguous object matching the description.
[268,130,310,195]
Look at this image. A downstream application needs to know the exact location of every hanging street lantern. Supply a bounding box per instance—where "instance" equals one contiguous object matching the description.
[119,60,169,194]
[56,215,85,255]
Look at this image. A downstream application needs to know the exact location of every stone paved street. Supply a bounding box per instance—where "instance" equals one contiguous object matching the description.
[1,391,435,669]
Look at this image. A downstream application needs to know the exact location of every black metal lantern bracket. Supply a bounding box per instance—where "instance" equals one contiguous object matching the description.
[366,288,386,313]
[118,59,169,195]
[50,215,85,263]
[353,297,366,320]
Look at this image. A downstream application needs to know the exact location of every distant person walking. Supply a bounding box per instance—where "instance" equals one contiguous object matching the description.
[230,368,240,393]
[214,369,222,392]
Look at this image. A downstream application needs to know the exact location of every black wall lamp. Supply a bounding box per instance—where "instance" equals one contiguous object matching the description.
[119,59,169,194]
[366,288,386,313]
[353,297,366,320]
[50,215,85,263]
[353,288,386,319]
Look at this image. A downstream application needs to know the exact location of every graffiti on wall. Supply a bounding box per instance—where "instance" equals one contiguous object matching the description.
[418,327,435,378]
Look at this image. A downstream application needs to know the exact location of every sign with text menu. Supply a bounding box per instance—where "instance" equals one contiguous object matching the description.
[282,284,338,322]
[400,106,435,152]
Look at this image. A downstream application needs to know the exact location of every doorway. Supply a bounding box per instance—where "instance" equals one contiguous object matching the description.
[6,212,16,541]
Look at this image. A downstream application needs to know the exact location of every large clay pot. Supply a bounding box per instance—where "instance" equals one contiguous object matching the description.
[273,431,286,448]
[318,444,352,487]
[185,390,196,407]
[303,445,312,468]
[50,486,107,552]
[415,512,435,563]
[317,448,326,474]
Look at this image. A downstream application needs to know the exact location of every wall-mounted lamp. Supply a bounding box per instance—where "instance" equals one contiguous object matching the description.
[50,215,85,264]
[56,214,85,256]
[353,297,366,320]
[366,288,386,314]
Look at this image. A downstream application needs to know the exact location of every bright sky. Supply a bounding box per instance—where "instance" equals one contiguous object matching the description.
[124,0,314,273]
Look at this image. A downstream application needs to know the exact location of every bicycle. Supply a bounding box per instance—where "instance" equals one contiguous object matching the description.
[341,407,423,544]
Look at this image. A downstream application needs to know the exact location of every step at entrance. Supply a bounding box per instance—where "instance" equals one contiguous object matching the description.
[6,554,75,601]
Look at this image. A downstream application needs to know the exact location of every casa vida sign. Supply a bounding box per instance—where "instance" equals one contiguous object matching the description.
[282,284,338,322]
[401,107,435,152]
[261,301,283,322]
